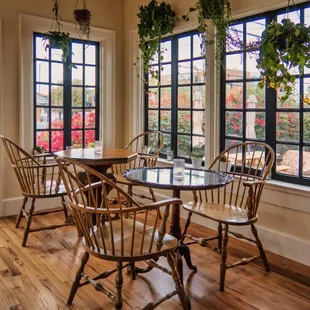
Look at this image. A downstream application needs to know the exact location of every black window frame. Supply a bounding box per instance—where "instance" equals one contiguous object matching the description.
[144,30,206,163]
[33,32,100,152]
[221,1,310,186]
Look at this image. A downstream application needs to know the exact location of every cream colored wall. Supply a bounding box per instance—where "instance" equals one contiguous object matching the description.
[0,0,125,199]
[123,0,310,265]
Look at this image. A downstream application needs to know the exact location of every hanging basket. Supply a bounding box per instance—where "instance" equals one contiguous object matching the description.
[73,0,91,39]
[74,9,91,23]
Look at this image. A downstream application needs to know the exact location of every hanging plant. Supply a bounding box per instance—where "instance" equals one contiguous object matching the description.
[256,18,310,103]
[73,0,91,39]
[135,0,176,86]
[42,0,73,66]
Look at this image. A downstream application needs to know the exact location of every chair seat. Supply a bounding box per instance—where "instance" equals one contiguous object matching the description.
[86,218,177,260]
[183,201,257,225]
[115,174,133,185]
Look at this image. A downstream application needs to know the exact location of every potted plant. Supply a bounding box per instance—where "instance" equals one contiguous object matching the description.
[73,0,91,39]
[135,0,176,86]
[256,18,310,103]
[219,154,232,172]
[42,0,73,65]
[191,148,204,168]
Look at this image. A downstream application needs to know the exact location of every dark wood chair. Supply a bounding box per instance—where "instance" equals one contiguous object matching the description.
[1,136,72,247]
[182,141,275,291]
[112,131,165,202]
[57,157,190,310]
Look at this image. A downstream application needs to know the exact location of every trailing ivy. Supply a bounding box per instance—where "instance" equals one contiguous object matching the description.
[257,18,310,103]
[135,0,176,86]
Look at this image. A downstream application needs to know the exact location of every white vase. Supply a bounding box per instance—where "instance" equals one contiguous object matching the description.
[219,161,232,172]
[191,157,202,168]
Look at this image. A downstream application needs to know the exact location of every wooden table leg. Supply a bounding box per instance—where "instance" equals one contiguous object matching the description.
[169,190,197,283]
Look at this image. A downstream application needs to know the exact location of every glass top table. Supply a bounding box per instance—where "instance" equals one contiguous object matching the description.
[123,166,233,278]
[123,166,233,191]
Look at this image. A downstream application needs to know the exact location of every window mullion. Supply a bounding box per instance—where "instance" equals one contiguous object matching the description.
[171,35,178,158]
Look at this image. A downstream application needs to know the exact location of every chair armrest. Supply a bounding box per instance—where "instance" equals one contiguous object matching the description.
[243,180,265,188]
[142,198,182,209]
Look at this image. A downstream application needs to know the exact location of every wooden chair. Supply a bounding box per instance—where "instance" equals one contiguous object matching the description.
[182,141,275,291]
[57,157,190,310]
[1,136,72,247]
[112,131,165,202]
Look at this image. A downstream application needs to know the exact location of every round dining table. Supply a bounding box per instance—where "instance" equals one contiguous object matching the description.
[123,166,233,281]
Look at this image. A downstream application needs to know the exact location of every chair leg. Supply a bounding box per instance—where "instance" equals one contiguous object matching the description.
[67,251,89,305]
[219,224,229,292]
[22,198,35,247]
[251,224,270,272]
[61,196,68,219]
[167,252,189,310]
[218,223,223,251]
[16,197,28,228]
[181,211,192,244]
[115,262,123,309]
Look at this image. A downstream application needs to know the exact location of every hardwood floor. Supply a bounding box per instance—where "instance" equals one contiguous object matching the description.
[0,212,309,310]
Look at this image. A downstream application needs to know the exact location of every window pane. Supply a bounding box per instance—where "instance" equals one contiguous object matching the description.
[303,78,310,108]
[193,86,205,109]
[178,36,191,60]
[36,84,49,106]
[148,66,159,86]
[85,44,96,64]
[246,82,265,108]
[246,52,260,79]
[72,130,83,148]
[36,108,49,129]
[178,62,191,84]
[277,11,300,23]
[162,134,171,153]
[51,108,63,129]
[303,112,310,143]
[148,89,159,108]
[36,61,49,82]
[276,144,299,176]
[51,86,63,106]
[85,130,95,147]
[276,112,299,142]
[225,111,243,137]
[160,87,171,108]
[246,19,265,44]
[193,34,202,58]
[51,48,63,61]
[226,54,243,80]
[72,66,83,84]
[192,136,205,149]
[226,83,243,108]
[85,88,96,107]
[72,87,83,107]
[277,79,300,108]
[225,139,241,149]
[178,86,190,108]
[72,43,83,63]
[85,66,96,86]
[193,111,205,135]
[177,135,191,157]
[85,109,96,128]
[161,64,171,85]
[148,110,158,130]
[37,131,49,152]
[51,131,64,152]
[51,62,63,84]
[161,40,171,62]
[246,111,265,140]
[193,59,205,83]
[72,110,83,129]
[178,111,191,133]
[226,24,243,52]
[160,111,171,132]
[303,147,310,177]
[36,37,48,59]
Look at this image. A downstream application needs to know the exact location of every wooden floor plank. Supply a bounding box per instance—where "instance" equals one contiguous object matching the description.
[0,214,309,309]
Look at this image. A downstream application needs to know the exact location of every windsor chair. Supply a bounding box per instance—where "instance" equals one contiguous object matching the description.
[57,157,190,309]
[182,141,274,291]
[1,136,72,247]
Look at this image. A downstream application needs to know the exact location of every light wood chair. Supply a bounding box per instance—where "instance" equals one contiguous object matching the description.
[182,141,275,291]
[57,157,190,310]
[112,131,165,202]
[1,136,72,247]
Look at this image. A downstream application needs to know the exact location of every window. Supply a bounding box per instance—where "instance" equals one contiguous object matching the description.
[33,33,100,152]
[222,2,310,185]
[145,31,205,161]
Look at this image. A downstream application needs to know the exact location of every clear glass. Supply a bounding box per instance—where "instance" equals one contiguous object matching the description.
[95,140,103,154]
[173,158,185,179]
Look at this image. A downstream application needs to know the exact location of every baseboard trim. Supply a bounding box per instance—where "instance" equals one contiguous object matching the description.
[2,196,63,217]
